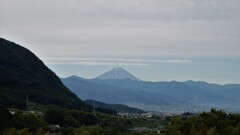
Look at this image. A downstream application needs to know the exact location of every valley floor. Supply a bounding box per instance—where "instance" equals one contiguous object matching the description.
[1,106,240,135]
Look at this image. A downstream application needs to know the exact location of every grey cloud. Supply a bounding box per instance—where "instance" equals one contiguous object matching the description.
[0,0,239,59]
[1,0,240,21]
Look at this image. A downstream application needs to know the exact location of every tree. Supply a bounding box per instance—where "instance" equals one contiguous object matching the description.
[44,109,65,125]
[207,127,218,135]
[64,115,79,127]
[0,105,14,130]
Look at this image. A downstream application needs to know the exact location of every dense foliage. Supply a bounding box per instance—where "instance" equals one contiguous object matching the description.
[0,105,46,131]
[2,104,240,135]
[166,109,240,135]
[0,106,140,135]
[0,38,83,109]
[44,109,99,127]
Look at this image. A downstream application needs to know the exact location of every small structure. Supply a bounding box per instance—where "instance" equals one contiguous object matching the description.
[9,111,15,115]
[49,125,60,132]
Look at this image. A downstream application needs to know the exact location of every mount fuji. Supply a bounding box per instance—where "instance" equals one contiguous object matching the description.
[95,67,141,81]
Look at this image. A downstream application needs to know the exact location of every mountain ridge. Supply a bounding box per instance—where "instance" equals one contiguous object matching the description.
[84,99,145,113]
[62,74,240,112]
[61,76,186,106]
[0,38,83,109]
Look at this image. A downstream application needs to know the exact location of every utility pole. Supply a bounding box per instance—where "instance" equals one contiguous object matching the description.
[26,95,29,111]
[93,101,95,114]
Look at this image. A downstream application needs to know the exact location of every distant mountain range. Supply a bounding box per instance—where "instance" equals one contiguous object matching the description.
[95,67,141,81]
[62,68,240,111]
[61,76,185,106]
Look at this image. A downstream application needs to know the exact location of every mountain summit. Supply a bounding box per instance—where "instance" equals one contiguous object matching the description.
[95,67,141,81]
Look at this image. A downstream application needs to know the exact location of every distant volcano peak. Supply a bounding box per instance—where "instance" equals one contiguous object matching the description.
[95,67,141,81]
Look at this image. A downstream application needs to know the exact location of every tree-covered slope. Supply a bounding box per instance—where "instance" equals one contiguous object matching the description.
[84,99,145,113]
[0,38,83,109]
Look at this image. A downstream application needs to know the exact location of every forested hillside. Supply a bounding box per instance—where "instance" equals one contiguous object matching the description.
[0,38,83,109]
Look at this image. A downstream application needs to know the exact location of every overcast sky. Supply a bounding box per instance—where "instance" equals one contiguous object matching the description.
[0,0,240,84]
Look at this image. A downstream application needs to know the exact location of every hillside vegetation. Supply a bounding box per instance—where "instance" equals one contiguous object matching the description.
[0,38,83,109]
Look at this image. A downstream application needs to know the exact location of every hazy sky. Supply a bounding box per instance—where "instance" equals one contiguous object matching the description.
[0,0,240,84]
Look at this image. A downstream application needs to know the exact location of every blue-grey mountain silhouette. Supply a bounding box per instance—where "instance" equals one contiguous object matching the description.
[95,67,141,81]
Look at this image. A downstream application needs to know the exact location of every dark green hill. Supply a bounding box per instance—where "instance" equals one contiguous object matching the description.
[0,38,83,109]
[84,99,145,113]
